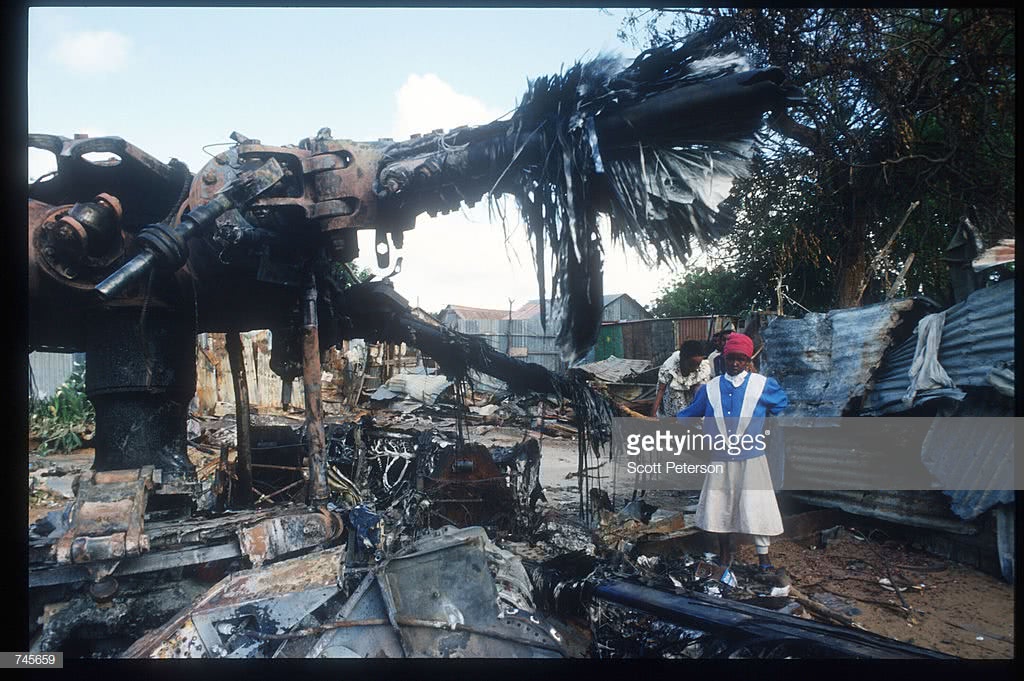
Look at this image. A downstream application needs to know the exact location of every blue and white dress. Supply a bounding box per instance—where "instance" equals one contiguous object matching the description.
[677,371,788,536]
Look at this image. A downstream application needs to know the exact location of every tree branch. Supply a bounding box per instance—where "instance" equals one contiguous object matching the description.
[767,111,822,151]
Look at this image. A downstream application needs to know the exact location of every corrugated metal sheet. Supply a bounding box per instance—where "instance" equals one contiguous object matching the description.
[650,320,677,365]
[522,353,563,373]
[382,374,453,405]
[781,420,936,490]
[574,356,651,383]
[675,317,714,343]
[620,322,648,361]
[861,280,1014,415]
[595,325,624,362]
[761,298,923,417]
[29,351,84,399]
[596,319,682,365]
[444,315,565,372]
[920,396,1016,521]
[788,490,982,535]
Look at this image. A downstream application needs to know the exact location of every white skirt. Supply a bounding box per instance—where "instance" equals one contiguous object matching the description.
[694,456,784,536]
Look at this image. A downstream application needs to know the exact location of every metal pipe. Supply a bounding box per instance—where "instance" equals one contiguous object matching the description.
[225,332,254,507]
[302,277,329,507]
[587,579,953,659]
[94,250,157,299]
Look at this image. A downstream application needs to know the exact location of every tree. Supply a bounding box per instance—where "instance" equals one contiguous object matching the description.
[622,9,1015,309]
[651,267,761,318]
[329,261,374,284]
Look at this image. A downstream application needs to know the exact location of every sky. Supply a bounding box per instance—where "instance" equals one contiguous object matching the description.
[28,6,690,313]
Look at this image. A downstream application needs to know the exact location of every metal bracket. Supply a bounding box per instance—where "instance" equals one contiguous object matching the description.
[55,466,155,565]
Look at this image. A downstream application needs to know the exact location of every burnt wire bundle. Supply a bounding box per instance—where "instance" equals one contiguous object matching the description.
[495,21,801,362]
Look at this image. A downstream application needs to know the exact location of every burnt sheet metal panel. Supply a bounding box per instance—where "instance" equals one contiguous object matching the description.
[521,353,564,373]
[861,280,1015,415]
[788,490,981,535]
[761,298,920,417]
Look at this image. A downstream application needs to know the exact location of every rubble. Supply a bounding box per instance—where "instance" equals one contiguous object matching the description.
[31,413,1009,658]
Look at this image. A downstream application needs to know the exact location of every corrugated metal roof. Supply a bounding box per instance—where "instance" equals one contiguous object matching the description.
[761,298,924,416]
[442,305,513,321]
[381,374,453,405]
[860,280,1015,415]
[512,302,543,319]
[574,356,652,383]
[515,294,648,321]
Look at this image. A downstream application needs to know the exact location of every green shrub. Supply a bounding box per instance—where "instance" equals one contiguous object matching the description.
[29,367,95,455]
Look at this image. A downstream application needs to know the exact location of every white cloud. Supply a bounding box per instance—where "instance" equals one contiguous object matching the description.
[373,74,677,314]
[392,73,504,140]
[50,30,132,73]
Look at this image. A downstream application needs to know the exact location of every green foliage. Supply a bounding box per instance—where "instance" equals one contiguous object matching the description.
[329,261,375,285]
[651,267,759,318]
[29,367,95,456]
[623,9,1015,310]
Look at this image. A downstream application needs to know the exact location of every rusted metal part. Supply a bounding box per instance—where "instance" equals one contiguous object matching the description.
[31,193,127,287]
[425,444,514,529]
[28,134,184,229]
[256,479,307,505]
[225,332,254,508]
[95,158,285,300]
[302,279,329,507]
[31,542,242,589]
[237,509,344,568]
[298,133,385,259]
[188,132,387,267]
[55,466,155,565]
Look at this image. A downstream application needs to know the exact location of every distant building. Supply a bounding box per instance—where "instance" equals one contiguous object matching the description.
[437,294,650,372]
[599,293,651,323]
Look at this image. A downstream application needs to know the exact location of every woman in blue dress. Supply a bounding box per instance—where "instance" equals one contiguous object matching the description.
[677,333,788,569]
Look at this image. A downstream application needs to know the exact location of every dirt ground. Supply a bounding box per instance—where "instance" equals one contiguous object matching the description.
[733,535,1015,659]
[29,430,1015,659]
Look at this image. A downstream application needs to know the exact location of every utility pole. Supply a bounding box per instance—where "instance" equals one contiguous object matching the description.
[506,298,515,355]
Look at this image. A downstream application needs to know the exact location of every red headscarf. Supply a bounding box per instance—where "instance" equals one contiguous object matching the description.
[722,333,754,359]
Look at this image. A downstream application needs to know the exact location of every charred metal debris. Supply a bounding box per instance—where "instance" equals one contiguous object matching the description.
[29,421,956,659]
[36,22,974,660]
